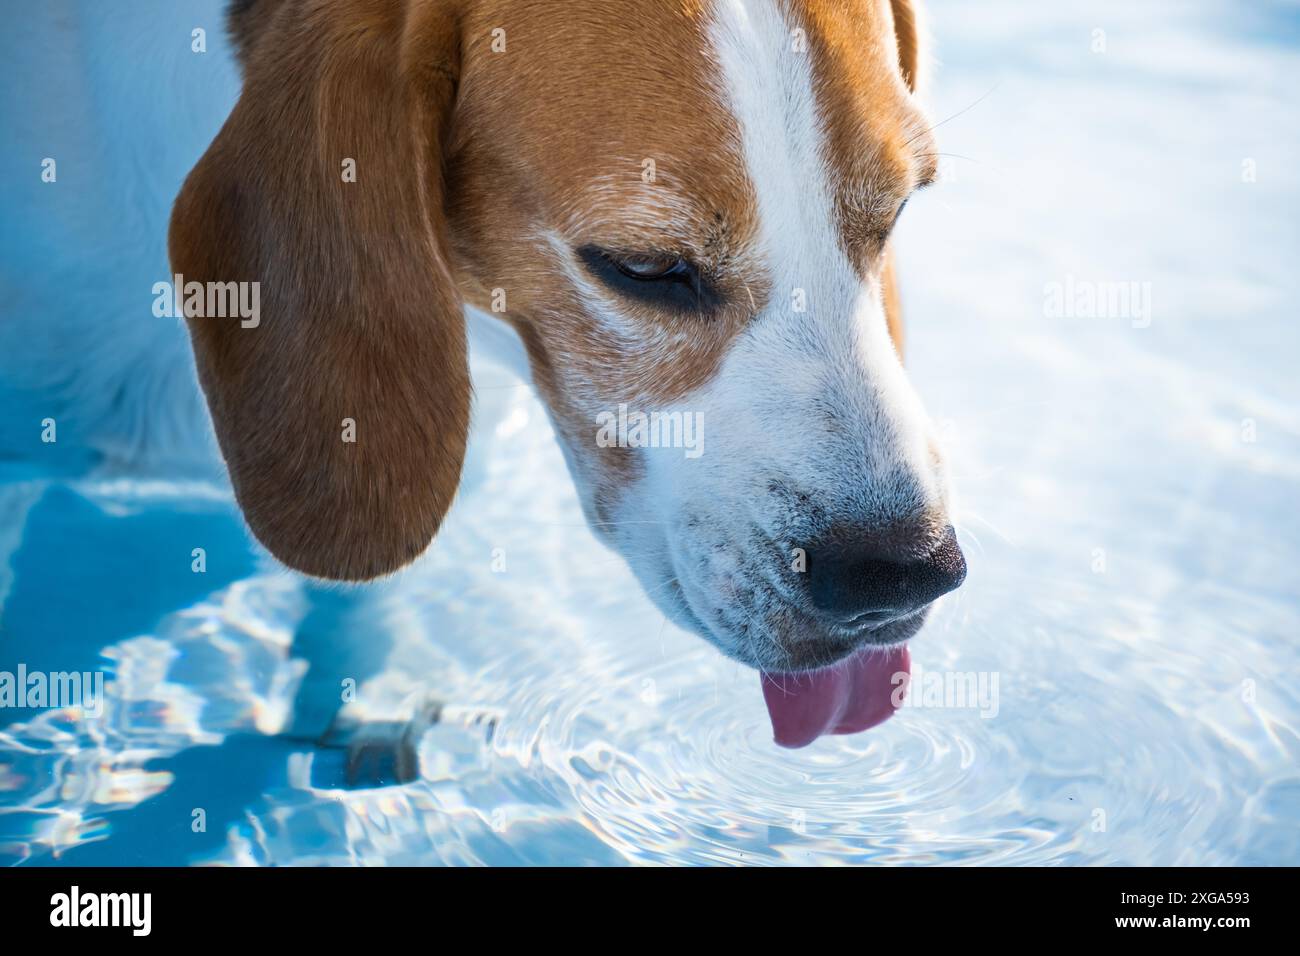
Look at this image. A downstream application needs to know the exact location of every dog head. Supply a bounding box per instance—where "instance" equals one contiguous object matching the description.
[171,0,963,677]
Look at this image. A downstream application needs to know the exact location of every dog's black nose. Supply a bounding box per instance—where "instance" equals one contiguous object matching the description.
[806,525,966,624]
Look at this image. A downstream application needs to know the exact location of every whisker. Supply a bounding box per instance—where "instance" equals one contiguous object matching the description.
[955,511,1018,549]
[931,151,982,166]
[954,522,986,558]
[904,81,1001,149]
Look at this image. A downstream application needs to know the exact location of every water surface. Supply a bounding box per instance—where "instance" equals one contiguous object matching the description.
[1,0,1297,865]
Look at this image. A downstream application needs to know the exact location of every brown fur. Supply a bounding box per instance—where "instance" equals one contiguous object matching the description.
[889,0,922,93]
[172,0,929,580]
[882,0,923,357]
[171,0,470,580]
[789,0,933,358]
[445,0,763,406]
[226,0,289,65]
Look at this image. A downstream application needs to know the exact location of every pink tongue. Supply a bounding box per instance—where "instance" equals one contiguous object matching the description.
[761,645,910,748]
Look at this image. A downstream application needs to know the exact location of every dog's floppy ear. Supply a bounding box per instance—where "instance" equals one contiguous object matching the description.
[169,0,469,581]
[888,0,923,93]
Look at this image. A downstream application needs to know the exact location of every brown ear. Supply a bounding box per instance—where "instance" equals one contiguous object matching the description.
[169,0,469,581]
[882,0,924,361]
[888,0,922,93]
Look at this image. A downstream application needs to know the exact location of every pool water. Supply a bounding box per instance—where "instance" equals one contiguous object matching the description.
[1,0,1297,865]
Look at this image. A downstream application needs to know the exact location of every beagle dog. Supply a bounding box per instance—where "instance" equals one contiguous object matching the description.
[171,0,965,747]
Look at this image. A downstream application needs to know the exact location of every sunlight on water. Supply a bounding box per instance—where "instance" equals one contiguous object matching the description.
[1,0,1297,866]
[2,333,1295,864]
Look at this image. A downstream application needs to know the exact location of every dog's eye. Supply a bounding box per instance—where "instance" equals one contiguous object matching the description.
[611,253,690,281]
[577,245,720,313]
[871,197,912,250]
[881,198,910,241]
[891,198,910,230]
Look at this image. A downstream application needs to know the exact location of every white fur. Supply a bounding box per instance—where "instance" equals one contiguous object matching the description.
[601,0,950,667]
[0,0,950,673]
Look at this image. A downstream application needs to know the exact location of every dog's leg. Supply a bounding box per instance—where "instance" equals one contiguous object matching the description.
[0,0,239,470]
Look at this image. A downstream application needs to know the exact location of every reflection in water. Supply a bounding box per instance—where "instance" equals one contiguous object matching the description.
[1,340,1296,865]
[2,0,1299,867]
